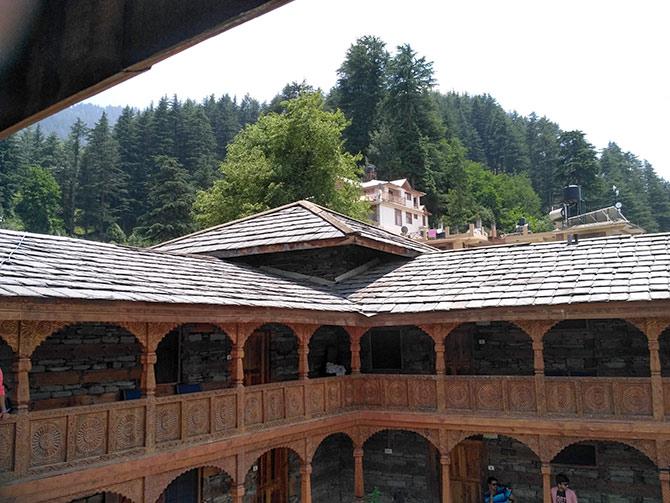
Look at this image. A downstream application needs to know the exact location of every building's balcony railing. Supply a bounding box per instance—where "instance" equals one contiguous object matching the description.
[1,375,665,483]
[365,193,420,208]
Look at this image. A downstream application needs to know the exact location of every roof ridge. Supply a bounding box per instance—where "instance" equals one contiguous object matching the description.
[150,200,308,249]
[297,200,354,235]
[294,201,439,252]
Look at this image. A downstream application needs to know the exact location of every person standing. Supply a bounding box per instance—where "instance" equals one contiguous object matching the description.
[0,367,7,419]
[484,477,515,503]
[551,473,578,503]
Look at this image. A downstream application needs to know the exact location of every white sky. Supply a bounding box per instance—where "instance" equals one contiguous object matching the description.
[85,0,670,180]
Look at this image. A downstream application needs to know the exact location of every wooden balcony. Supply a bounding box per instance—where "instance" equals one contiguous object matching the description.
[1,375,666,485]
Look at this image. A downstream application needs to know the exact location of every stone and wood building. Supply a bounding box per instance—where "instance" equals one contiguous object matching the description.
[0,200,669,503]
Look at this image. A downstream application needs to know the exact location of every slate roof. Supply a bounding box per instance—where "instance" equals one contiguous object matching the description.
[0,227,669,316]
[151,200,436,257]
[0,229,357,311]
[336,233,670,314]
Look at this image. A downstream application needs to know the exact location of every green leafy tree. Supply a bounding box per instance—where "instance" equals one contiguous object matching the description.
[138,155,194,242]
[14,166,63,233]
[265,81,315,114]
[195,93,368,226]
[332,35,389,156]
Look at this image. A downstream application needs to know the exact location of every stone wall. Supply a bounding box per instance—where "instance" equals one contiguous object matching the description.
[551,442,661,503]
[309,326,351,378]
[312,434,354,502]
[29,323,141,410]
[202,467,233,503]
[361,327,435,374]
[179,325,233,389]
[544,320,650,376]
[363,430,440,503]
[446,322,533,375]
[236,245,391,281]
[268,324,299,383]
[480,436,542,502]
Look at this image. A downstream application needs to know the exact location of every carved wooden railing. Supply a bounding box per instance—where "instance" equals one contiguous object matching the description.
[0,375,662,483]
[545,377,654,418]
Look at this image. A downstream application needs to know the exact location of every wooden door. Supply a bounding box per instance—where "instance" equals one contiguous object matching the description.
[244,330,270,386]
[254,450,289,503]
[450,440,483,503]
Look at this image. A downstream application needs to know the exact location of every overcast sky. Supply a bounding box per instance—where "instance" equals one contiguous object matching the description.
[85,0,670,180]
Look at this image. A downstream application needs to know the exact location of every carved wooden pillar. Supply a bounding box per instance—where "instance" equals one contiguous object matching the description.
[13,356,31,413]
[232,346,245,387]
[354,446,364,499]
[541,463,552,503]
[140,351,157,397]
[232,483,245,503]
[629,318,669,420]
[298,339,309,380]
[660,470,670,503]
[301,460,312,503]
[532,338,547,415]
[440,454,452,503]
[648,336,665,420]
[348,327,365,375]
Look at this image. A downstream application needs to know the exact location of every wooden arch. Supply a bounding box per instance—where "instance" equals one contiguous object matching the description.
[148,461,235,503]
[25,321,147,358]
[244,440,306,474]
[357,426,441,452]
[546,437,658,467]
[446,430,543,461]
[308,430,355,461]
[55,487,139,503]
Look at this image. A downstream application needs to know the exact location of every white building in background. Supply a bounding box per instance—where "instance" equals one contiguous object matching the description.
[361,178,430,237]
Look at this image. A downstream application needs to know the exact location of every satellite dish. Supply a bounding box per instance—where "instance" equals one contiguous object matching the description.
[615,202,623,209]
[400,225,409,235]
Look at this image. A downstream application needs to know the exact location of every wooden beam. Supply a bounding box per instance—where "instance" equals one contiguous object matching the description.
[0,0,293,138]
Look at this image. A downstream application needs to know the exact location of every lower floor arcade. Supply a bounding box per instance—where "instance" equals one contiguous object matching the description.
[62,427,667,503]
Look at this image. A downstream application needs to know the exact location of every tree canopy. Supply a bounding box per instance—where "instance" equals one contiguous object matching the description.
[194,92,368,226]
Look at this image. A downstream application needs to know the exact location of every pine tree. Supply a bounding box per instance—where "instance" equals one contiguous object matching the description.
[58,119,88,235]
[642,161,670,232]
[0,136,21,223]
[78,113,125,239]
[555,130,605,210]
[332,35,389,156]
[114,107,143,233]
[138,155,194,242]
[176,100,218,189]
[526,113,560,210]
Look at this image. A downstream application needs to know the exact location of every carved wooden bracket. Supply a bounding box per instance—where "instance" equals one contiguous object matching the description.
[419,323,459,344]
[627,318,670,343]
[19,320,67,357]
[147,322,179,352]
[0,320,19,353]
[511,320,560,342]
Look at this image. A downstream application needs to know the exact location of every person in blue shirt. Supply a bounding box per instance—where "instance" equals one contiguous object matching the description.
[484,477,515,503]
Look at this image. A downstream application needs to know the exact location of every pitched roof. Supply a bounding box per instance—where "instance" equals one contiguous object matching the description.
[152,200,437,257]
[0,229,356,311]
[0,228,668,317]
[336,233,670,314]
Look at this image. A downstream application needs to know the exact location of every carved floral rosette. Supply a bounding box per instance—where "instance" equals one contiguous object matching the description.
[213,394,237,432]
[30,418,67,467]
[73,412,107,460]
[110,407,145,452]
[155,402,180,443]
